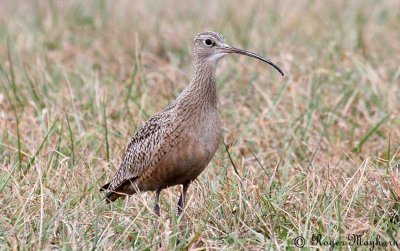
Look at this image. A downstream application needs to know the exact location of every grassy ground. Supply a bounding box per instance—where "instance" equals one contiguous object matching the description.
[1,0,400,250]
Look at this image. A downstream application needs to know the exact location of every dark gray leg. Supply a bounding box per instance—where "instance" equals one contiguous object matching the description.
[177,181,190,216]
[154,188,161,216]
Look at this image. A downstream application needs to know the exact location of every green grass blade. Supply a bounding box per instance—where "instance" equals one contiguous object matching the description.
[65,111,75,166]
[352,114,390,153]
[26,118,59,170]
[102,100,110,161]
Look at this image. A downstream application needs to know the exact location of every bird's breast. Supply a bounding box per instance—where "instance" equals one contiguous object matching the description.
[167,111,221,182]
[195,108,221,156]
[182,107,221,174]
[166,108,221,181]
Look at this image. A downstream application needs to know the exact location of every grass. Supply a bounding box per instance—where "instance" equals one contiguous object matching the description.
[0,0,400,249]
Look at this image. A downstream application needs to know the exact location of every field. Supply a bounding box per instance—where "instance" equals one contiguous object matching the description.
[1,0,400,250]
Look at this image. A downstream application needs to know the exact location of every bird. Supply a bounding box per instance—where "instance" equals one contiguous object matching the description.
[100,31,284,216]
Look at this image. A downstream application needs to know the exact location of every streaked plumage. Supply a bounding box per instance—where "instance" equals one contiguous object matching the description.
[100,31,284,216]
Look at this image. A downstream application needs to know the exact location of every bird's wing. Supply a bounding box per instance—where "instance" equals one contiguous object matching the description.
[105,113,170,192]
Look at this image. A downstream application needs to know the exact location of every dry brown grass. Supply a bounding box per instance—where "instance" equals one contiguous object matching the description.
[1,0,400,250]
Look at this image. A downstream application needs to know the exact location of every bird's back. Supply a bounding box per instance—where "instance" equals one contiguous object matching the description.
[101,104,177,201]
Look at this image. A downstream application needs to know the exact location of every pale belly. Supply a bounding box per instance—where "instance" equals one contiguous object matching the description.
[138,111,221,191]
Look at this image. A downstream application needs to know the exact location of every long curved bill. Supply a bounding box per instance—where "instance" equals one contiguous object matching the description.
[221,46,284,76]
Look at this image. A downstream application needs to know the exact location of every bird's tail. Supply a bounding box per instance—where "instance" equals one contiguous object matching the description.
[100,182,122,203]
[100,180,136,203]
[100,182,110,192]
[104,192,122,203]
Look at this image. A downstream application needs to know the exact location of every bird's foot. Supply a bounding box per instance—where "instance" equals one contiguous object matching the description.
[154,203,160,217]
[177,199,184,216]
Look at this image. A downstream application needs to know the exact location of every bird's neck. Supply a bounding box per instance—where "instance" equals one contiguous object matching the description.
[188,61,218,106]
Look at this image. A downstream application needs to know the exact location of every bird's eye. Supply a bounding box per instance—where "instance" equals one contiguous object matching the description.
[204,39,213,46]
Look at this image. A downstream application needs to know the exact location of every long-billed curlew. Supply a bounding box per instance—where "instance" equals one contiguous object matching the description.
[100,31,284,216]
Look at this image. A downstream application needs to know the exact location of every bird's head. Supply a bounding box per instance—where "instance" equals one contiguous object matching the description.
[193,31,284,76]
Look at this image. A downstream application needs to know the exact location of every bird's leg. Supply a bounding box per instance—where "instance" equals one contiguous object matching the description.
[177,181,190,216]
[154,188,161,217]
